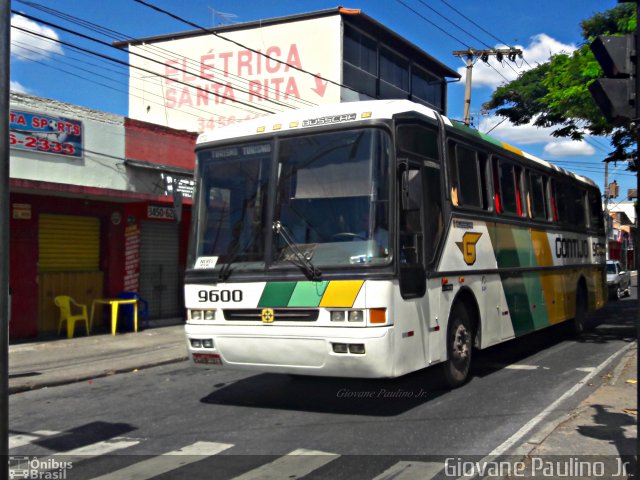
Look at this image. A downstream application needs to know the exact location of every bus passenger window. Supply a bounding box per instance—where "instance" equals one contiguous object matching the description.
[498,162,518,215]
[492,159,502,213]
[588,190,604,229]
[528,172,548,220]
[448,142,483,209]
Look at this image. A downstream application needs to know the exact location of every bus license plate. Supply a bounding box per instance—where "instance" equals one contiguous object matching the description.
[192,353,223,365]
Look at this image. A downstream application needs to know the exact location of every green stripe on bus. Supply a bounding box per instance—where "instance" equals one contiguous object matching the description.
[287,281,329,307]
[522,272,550,330]
[490,224,536,269]
[502,272,551,335]
[258,282,298,307]
[502,274,536,336]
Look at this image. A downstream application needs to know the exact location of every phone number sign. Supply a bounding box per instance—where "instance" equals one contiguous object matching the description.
[10,110,83,159]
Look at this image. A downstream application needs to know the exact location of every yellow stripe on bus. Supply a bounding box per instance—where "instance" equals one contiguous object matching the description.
[531,229,560,324]
[319,280,364,308]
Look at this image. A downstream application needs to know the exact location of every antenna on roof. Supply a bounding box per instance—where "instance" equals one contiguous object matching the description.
[207,6,238,26]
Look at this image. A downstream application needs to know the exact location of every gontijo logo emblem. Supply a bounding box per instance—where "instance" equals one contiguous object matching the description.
[261,308,274,323]
[456,232,483,265]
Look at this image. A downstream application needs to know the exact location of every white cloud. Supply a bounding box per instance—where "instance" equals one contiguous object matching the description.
[543,140,595,157]
[11,14,63,61]
[479,115,556,145]
[10,80,30,93]
[479,115,595,157]
[456,33,576,89]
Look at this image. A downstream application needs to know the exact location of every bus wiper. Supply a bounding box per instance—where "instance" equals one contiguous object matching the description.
[218,233,256,281]
[273,221,322,281]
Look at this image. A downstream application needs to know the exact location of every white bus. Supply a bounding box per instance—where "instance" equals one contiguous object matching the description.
[185,100,606,387]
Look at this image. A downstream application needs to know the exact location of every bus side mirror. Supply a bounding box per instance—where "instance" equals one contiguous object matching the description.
[399,263,426,299]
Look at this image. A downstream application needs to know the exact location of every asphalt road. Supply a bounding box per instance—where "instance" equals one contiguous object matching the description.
[9,282,637,480]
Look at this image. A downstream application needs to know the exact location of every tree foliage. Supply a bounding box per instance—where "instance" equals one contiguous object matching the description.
[482,4,636,167]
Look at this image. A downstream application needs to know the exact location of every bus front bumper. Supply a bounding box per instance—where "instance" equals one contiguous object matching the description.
[185,323,395,378]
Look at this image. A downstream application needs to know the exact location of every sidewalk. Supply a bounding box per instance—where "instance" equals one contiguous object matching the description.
[8,319,188,394]
[509,345,638,477]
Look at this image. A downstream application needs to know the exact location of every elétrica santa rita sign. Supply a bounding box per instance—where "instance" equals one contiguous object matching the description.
[9,110,83,159]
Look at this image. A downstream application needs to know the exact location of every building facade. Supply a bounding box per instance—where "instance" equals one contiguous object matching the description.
[9,92,196,339]
[116,7,460,133]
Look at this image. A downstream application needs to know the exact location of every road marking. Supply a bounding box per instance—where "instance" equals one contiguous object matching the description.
[576,367,595,373]
[456,341,635,480]
[9,430,61,449]
[231,448,339,480]
[54,437,141,457]
[373,461,443,479]
[89,441,233,480]
[504,364,539,370]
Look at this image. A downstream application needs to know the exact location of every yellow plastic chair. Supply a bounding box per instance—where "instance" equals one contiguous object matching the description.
[55,295,90,338]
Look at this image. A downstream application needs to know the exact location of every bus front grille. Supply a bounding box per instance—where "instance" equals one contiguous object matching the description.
[223,309,319,322]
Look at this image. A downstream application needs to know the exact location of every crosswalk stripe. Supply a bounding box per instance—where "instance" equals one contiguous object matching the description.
[88,441,234,480]
[9,430,61,449]
[373,461,443,480]
[232,448,339,480]
[53,437,141,457]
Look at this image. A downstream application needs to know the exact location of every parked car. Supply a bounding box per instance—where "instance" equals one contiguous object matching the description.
[606,260,631,300]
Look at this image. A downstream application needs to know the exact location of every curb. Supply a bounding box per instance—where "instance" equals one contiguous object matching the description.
[9,355,189,395]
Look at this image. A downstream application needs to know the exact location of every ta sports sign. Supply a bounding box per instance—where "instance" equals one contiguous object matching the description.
[9,110,83,159]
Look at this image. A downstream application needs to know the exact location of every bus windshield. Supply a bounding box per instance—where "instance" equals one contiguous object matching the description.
[193,128,391,274]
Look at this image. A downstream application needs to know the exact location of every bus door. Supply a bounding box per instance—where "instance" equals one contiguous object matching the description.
[396,124,444,299]
[396,122,445,363]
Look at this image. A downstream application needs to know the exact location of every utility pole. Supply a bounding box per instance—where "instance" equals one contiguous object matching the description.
[604,160,610,260]
[452,48,523,126]
[0,1,10,479]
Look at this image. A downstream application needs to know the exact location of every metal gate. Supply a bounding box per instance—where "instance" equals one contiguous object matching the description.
[38,214,103,334]
[139,221,181,319]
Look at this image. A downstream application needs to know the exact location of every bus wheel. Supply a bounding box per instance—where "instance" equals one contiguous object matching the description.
[571,285,588,336]
[442,304,473,388]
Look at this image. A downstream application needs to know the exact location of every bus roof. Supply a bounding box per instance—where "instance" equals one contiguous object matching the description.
[196,99,597,188]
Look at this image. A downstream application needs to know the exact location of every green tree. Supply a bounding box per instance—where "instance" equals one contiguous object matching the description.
[482,3,636,167]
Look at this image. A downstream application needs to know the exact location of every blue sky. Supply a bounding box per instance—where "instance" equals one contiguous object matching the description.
[9,0,635,200]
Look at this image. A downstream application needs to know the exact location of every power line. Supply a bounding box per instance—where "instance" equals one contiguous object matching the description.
[131,0,362,97]
[10,22,272,117]
[438,0,534,69]
[11,10,295,114]
[394,0,469,47]
[415,0,491,48]
[11,40,234,123]
[15,0,318,110]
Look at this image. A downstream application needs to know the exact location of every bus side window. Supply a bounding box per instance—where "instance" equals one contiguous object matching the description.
[528,172,548,221]
[498,161,518,215]
[447,142,487,210]
[424,166,443,267]
[549,180,559,222]
[588,189,604,229]
[399,168,424,265]
[492,158,502,213]
[574,189,587,226]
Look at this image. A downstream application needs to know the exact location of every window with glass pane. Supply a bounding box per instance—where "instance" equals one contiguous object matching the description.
[274,129,391,266]
[588,190,604,229]
[196,143,271,262]
[411,67,442,109]
[528,172,548,220]
[380,47,409,91]
[343,25,377,75]
[499,162,518,214]
[455,145,482,208]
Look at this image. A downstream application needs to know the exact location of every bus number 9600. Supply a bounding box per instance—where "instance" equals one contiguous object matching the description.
[198,289,243,303]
